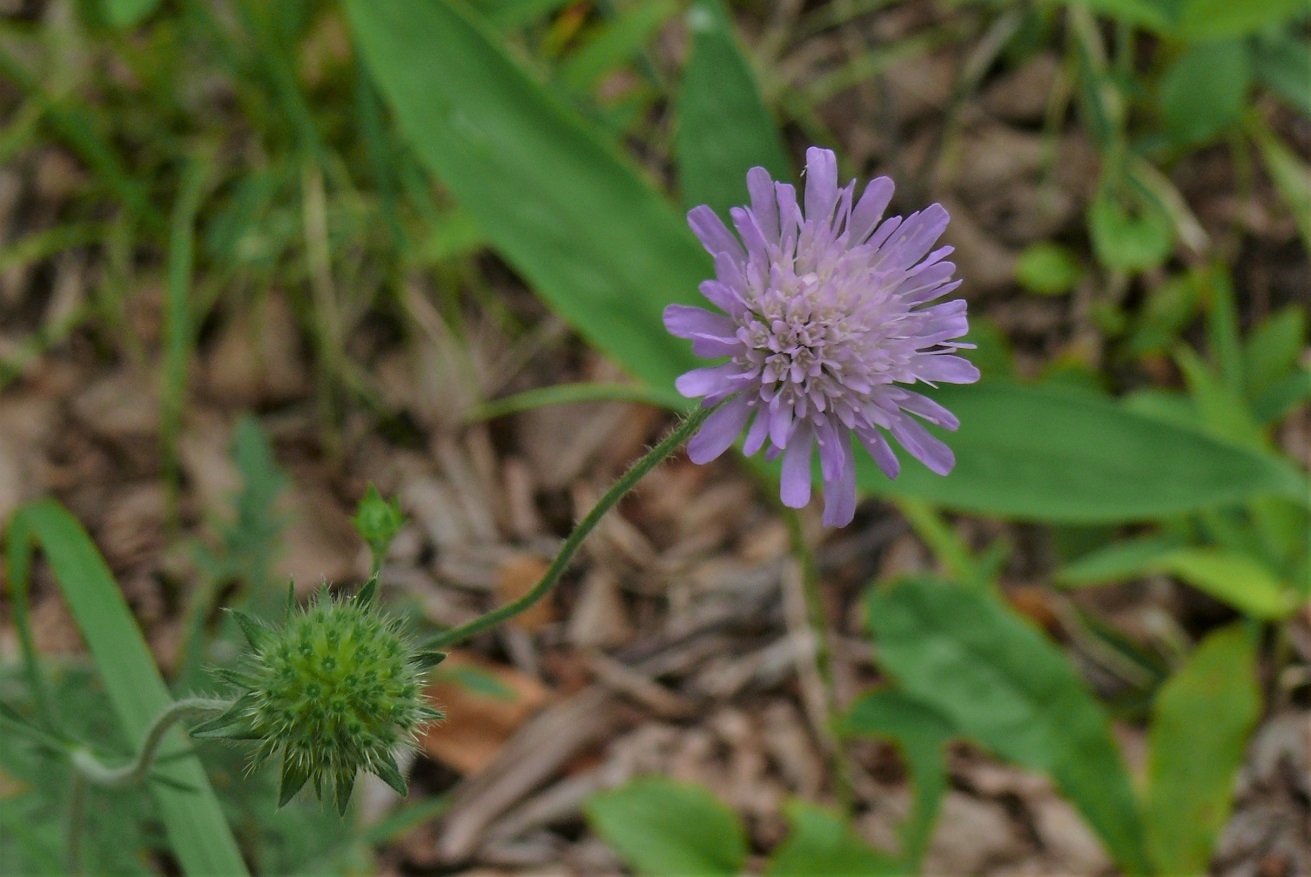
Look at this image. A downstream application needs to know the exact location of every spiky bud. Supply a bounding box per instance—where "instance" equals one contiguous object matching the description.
[192,581,445,814]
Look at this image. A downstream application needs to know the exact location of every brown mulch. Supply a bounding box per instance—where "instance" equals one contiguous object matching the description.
[2,3,1309,876]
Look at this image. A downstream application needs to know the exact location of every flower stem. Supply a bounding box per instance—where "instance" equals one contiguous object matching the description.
[69,697,231,789]
[782,509,857,816]
[425,404,716,650]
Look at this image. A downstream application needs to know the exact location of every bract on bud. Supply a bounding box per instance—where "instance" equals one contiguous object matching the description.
[193,583,445,814]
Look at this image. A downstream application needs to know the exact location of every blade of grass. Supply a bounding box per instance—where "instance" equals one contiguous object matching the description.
[463,382,674,422]
[5,499,248,876]
[162,156,211,521]
[0,47,160,229]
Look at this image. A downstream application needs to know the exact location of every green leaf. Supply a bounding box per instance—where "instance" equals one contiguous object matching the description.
[1159,40,1251,147]
[1253,33,1311,118]
[101,0,160,29]
[585,778,748,876]
[1243,306,1308,406]
[345,0,706,397]
[1253,124,1311,256]
[765,801,898,876]
[1058,0,1175,33]
[4,500,249,876]
[1145,624,1262,874]
[858,382,1308,521]
[865,577,1150,876]
[558,1,680,93]
[842,689,954,869]
[1089,183,1174,273]
[1177,0,1311,41]
[1014,242,1084,296]
[1153,547,1299,618]
[676,0,790,217]
[1056,534,1187,586]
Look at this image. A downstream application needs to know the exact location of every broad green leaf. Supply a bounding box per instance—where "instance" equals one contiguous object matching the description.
[1253,33,1311,118]
[676,0,790,217]
[1177,0,1311,41]
[1154,547,1299,618]
[842,688,954,869]
[765,801,898,876]
[1174,346,1263,450]
[866,577,1150,876]
[858,382,1308,522]
[1145,624,1261,875]
[4,500,248,876]
[585,778,747,876]
[1159,40,1251,147]
[345,0,706,397]
[1014,242,1084,296]
[1243,306,1308,406]
[102,0,159,28]
[1089,183,1174,273]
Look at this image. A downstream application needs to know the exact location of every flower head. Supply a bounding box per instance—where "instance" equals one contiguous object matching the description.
[191,581,444,814]
[665,147,980,527]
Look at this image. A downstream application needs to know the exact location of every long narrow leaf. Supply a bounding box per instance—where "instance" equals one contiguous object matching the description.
[4,500,248,876]
[676,0,790,216]
[345,0,707,395]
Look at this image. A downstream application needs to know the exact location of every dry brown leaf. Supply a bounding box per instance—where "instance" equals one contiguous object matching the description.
[421,651,553,776]
[494,553,554,631]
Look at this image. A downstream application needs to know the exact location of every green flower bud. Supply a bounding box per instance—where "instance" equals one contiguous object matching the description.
[353,485,406,575]
[192,581,445,814]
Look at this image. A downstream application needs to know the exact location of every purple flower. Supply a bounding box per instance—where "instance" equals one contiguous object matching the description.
[665,147,980,527]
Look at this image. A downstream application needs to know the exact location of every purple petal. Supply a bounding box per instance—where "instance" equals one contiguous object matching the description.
[664,304,734,339]
[686,395,751,464]
[804,148,839,222]
[675,362,741,398]
[742,408,770,456]
[747,167,780,243]
[775,183,800,252]
[886,205,950,269]
[730,206,771,263]
[768,401,795,449]
[857,427,900,479]
[780,422,814,508]
[895,391,959,430]
[849,176,894,242]
[897,263,958,305]
[814,416,846,482]
[889,416,955,475]
[912,354,981,385]
[688,205,744,261]
[912,299,970,346]
[821,434,858,527]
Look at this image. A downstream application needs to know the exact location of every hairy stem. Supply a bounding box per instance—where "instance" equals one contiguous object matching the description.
[425,404,716,649]
[69,697,231,789]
